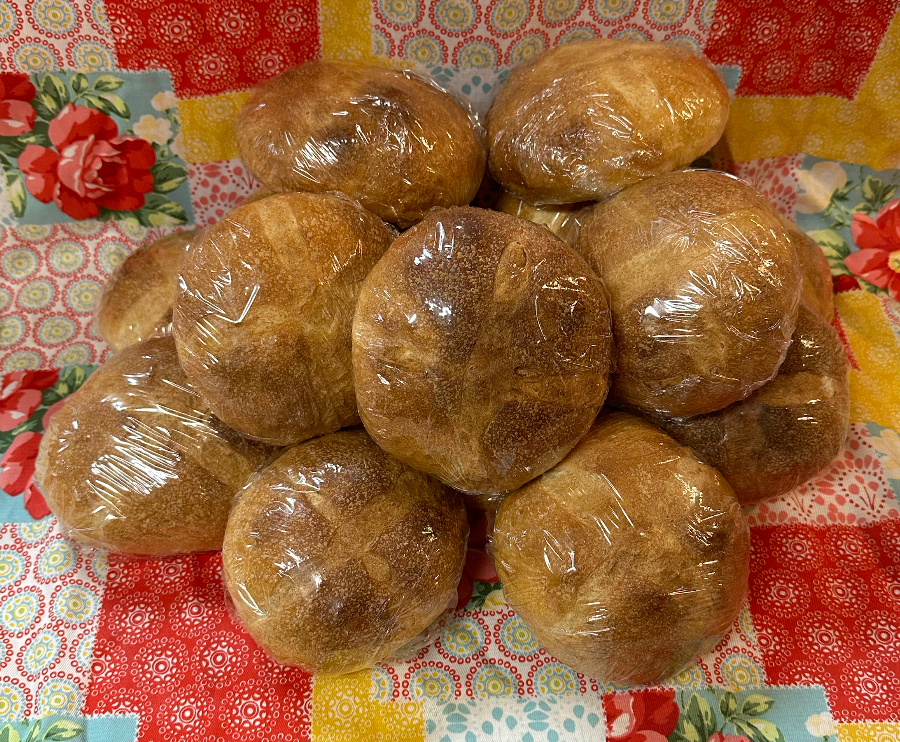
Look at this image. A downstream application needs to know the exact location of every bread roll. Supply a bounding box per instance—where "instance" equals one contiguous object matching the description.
[639,304,850,505]
[487,39,729,204]
[97,230,194,352]
[173,192,394,446]
[577,170,801,416]
[34,337,273,555]
[780,214,835,321]
[236,60,485,228]
[495,192,588,247]
[352,206,613,496]
[222,429,468,675]
[493,412,750,685]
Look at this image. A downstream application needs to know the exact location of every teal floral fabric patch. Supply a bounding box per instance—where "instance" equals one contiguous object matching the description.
[427,696,603,742]
[0,365,94,522]
[421,685,832,742]
[794,156,900,302]
[663,686,832,742]
[0,713,138,742]
[422,65,510,115]
[0,70,191,227]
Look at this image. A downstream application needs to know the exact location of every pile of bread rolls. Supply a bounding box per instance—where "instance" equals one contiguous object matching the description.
[35,39,849,684]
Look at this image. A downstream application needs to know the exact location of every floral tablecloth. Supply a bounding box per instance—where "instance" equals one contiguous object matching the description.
[1,1,899,740]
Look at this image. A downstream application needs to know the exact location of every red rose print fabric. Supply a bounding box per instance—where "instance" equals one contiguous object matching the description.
[105,0,321,97]
[0,433,47,518]
[846,199,900,302]
[18,104,156,221]
[604,689,679,742]
[0,370,58,432]
[0,69,192,227]
[0,73,37,138]
[834,274,863,294]
[0,370,61,519]
[0,368,79,519]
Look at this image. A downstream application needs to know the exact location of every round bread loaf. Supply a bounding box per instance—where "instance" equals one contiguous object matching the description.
[173,192,394,446]
[487,39,729,204]
[222,429,468,675]
[493,412,750,685]
[34,337,274,555]
[236,60,485,228]
[97,230,195,352]
[495,192,587,247]
[352,206,613,496]
[640,304,849,505]
[577,169,801,416]
[780,214,835,321]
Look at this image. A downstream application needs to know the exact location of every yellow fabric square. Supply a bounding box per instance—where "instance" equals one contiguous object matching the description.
[726,11,900,171]
[175,1,384,167]
[178,91,250,164]
[311,671,424,742]
[373,700,425,742]
[835,291,900,431]
[839,722,900,741]
[320,0,373,61]
[311,671,373,741]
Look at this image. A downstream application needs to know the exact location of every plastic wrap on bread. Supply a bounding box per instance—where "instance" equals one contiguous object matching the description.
[487,39,729,204]
[577,169,802,417]
[173,192,394,446]
[222,429,468,675]
[386,601,459,662]
[495,191,589,247]
[236,60,486,228]
[352,206,613,499]
[492,412,750,685]
[779,214,835,322]
[34,337,275,555]
[97,230,195,352]
[636,304,850,505]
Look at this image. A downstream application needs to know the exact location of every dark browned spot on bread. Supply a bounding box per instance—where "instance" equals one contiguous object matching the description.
[222,429,468,674]
[353,206,613,495]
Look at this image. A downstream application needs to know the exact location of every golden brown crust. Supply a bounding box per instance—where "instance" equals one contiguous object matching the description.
[352,206,613,495]
[222,429,468,674]
[97,231,195,352]
[492,412,750,685]
[494,192,590,247]
[236,60,486,227]
[487,39,729,203]
[34,337,274,555]
[640,304,850,505]
[577,169,801,416]
[173,192,394,446]
[779,214,835,321]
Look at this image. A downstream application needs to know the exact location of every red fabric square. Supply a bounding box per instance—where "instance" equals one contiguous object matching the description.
[704,0,897,98]
[84,553,312,741]
[749,522,900,722]
[105,0,320,97]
